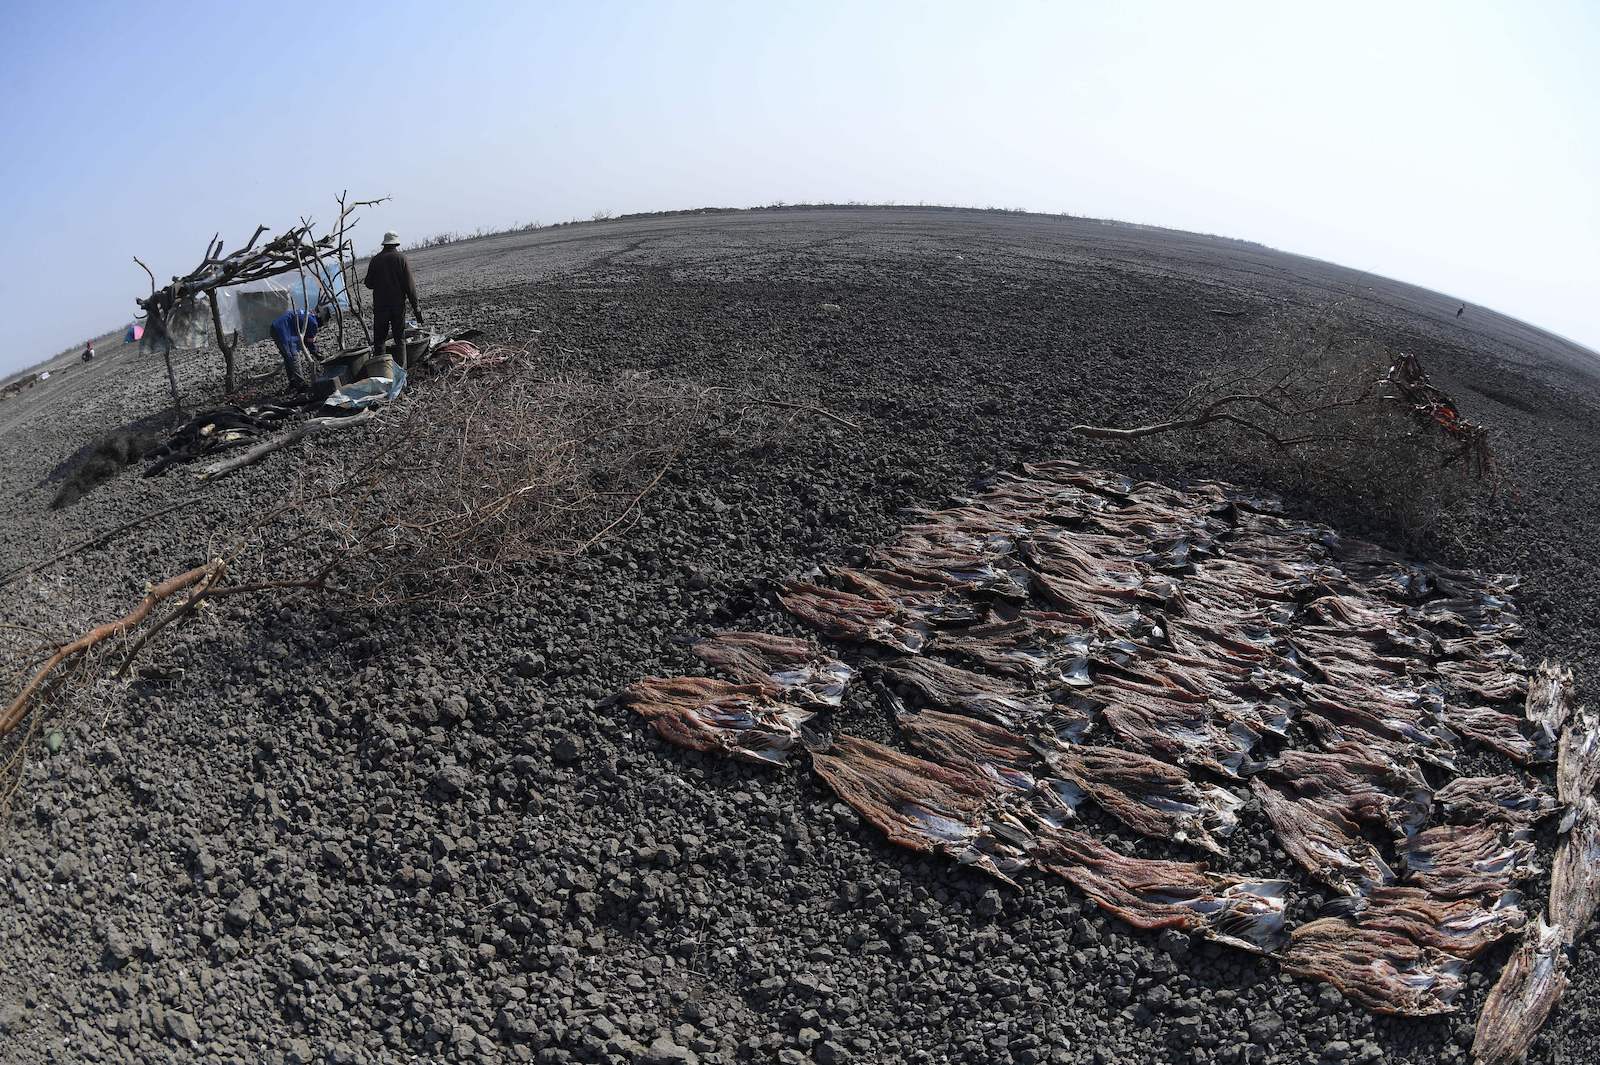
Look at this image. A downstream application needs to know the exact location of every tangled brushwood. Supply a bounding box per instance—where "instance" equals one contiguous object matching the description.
[311,354,714,604]
[1072,312,1501,535]
[0,352,795,799]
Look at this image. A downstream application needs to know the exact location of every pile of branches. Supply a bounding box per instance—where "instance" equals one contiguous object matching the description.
[312,352,713,604]
[0,347,845,801]
[1070,312,1503,534]
[1384,352,1494,477]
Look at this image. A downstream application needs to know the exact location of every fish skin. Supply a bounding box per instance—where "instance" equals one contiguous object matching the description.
[1281,918,1466,1016]
[619,675,816,766]
[1400,823,1539,900]
[1251,779,1394,896]
[1549,796,1600,944]
[1032,827,1289,953]
[1321,886,1525,959]
[1472,918,1570,1065]
[808,733,1032,887]
[1524,659,1577,737]
[1555,704,1600,805]
[1036,743,1241,854]
[1434,774,1557,829]
[690,631,853,707]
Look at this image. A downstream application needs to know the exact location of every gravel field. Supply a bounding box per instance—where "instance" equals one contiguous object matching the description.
[2,207,1598,1065]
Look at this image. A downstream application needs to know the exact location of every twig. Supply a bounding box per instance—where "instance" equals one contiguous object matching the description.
[1,562,222,736]
[702,387,858,430]
[0,496,204,589]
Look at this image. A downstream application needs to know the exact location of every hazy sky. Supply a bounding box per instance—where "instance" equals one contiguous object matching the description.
[2,0,1596,372]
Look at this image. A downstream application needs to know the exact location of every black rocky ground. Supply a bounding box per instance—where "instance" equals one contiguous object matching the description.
[2,208,1598,1065]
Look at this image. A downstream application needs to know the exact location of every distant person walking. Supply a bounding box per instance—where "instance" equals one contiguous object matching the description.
[363,231,424,365]
[81,341,94,362]
[1456,304,1465,318]
[269,305,326,391]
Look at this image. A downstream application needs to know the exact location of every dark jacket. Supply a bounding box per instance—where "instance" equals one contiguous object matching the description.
[363,247,420,313]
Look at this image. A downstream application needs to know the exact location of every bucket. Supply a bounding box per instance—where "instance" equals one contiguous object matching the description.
[400,329,431,368]
[359,355,397,381]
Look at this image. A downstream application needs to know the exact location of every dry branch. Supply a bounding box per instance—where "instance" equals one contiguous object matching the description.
[199,409,379,480]
[1,561,222,736]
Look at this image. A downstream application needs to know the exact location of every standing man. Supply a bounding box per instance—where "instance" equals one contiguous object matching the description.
[269,304,327,392]
[363,231,424,365]
[82,340,94,362]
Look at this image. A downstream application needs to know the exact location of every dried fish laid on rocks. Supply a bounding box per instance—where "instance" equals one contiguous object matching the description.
[892,705,1038,784]
[1524,659,1577,738]
[879,656,1075,732]
[808,733,1033,886]
[1031,828,1289,953]
[1435,659,1528,706]
[1414,588,1523,642]
[689,632,853,706]
[1472,918,1570,1065]
[1096,690,1259,779]
[1251,779,1395,896]
[824,566,987,628]
[1298,691,1459,772]
[1555,703,1599,804]
[868,536,1033,602]
[1036,744,1242,853]
[933,615,1095,688]
[1298,593,1439,658]
[885,697,1093,813]
[1281,918,1466,1016]
[1434,774,1557,829]
[1256,747,1432,838]
[1322,886,1526,959]
[777,580,928,653]
[617,676,815,766]
[1400,823,1539,900]
[1549,796,1600,944]
[1442,702,1554,766]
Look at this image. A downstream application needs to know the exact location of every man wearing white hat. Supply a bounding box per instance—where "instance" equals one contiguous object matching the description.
[362,231,425,365]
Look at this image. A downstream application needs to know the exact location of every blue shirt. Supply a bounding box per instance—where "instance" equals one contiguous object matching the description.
[270,310,320,353]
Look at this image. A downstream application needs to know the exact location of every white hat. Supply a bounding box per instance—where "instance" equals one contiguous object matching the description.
[382,231,400,246]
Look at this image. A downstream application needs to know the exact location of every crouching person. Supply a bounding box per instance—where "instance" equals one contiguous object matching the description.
[269,304,329,392]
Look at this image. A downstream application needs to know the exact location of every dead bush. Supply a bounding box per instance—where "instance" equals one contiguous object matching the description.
[297,355,714,605]
[1073,309,1500,543]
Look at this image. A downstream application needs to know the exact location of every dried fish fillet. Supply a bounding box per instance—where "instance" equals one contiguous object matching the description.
[619,676,815,766]
[778,580,928,653]
[809,734,1032,885]
[1435,659,1528,705]
[690,631,852,706]
[893,706,1037,781]
[1037,744,1242,853]
[1556,704,1600,804]
[1323,886,1525,959]
[1434,775,1557,829]
[1400,823,1538,900]
[1549,796,1600,944]
[1281,918,1466,1016]
[1032,828,1288,953]
[1257,747,1431,837]
[1098,693,1258,778]
[1300,698,1458,773]
[880,656,1065,731]
[935,617,1094,687]
[1472,918,1569,1065]
[1444,703,1554,766]
[1251,779,1394,896]
[1524,659,1576,737]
